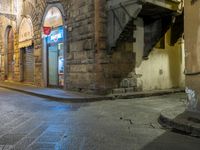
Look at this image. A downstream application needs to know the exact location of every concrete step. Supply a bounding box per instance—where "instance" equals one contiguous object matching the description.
[159,105,200,137]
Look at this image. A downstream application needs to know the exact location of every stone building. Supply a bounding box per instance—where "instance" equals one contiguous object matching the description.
[0,0,184,94]
[185,0,200,111]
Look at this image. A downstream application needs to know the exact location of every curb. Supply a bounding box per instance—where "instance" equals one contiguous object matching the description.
[0,85,114,103]
[159,107,200,137]
[110,89,185,99]
[0,84,185,103]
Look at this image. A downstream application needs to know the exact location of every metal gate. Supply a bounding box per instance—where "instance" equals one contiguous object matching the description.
[23,46,34,83]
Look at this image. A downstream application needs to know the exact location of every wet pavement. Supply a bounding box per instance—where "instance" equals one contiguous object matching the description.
[0,87,200,150]
[0,82,107,102]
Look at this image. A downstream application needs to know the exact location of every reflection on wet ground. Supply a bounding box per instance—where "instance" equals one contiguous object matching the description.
[0,88,200,150]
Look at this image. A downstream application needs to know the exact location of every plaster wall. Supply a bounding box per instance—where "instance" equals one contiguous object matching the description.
[136,30,185,91]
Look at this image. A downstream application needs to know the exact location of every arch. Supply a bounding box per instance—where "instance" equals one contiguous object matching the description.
[19,17,34,47]
[19,17,34,38]
[19,17,35,83]
[20,0,38,40]
[41,3,66,27]
[5,26,14,80]
[19,1,37,83]
[42,4,67,88]
[43,7,63,28]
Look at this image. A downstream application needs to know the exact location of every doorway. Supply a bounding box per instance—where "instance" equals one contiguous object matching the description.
[7,27,14,80]
[47,27,64,87]
[43,6,66,88]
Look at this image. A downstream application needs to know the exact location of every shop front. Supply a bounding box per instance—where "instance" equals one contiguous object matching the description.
[19,18,34,83]
[43,6,65,88]
[46,26,64,87]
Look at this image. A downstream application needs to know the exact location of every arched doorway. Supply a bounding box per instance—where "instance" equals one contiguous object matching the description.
[19,18,34,83]
[43,6,65,88]
[6,27,14,80]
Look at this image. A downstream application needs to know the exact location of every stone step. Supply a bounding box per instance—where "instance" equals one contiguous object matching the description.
[112,87,137,94]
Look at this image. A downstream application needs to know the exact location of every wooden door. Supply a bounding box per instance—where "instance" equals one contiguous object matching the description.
[7,28,14,80]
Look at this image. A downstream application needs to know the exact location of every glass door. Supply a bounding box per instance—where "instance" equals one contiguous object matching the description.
[48,45,58,86]
[46,26,64,88]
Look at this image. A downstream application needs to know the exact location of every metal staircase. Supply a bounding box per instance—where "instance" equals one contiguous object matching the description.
[107,0,183,55]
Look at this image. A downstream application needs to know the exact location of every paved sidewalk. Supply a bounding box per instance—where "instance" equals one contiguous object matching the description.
[0,81,184,103]
[109,88,184,99]
[0,81,111,102]
[1,89,199,150]
[159,104,200,137]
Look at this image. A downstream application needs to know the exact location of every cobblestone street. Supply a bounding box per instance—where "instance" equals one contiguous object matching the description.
[0,87,200,150]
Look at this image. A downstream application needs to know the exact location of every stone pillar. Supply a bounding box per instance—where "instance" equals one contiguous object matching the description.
[185,0,200,112]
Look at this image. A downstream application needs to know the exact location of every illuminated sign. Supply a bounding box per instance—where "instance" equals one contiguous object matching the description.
[47,26,64,44]
[51,33,62,42]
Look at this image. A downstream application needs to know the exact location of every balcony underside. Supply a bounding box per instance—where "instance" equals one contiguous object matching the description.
[139,3,177,22]
[107,0,183,50]
[144,0,182,12]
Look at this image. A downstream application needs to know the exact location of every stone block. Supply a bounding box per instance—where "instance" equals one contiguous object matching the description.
[83,39,94,50]
[125,87,135,93]
[112,88,126,94]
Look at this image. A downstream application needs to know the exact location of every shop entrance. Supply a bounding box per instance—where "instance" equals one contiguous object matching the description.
[43,6,65,88]
[19,17,35,84]
[47,27,64,87]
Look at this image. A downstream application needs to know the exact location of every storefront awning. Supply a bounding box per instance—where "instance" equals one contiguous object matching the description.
[18,40,33,48]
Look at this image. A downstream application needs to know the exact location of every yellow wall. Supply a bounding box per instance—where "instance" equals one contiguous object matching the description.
[135,30,185,91]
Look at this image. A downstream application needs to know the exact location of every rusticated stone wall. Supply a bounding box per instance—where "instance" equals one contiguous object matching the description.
[65,0,96,92]
[0,0,141,94]
[0,0,99,93]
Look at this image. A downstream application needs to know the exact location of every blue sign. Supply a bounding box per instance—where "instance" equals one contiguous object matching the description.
[47,26,64,44]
